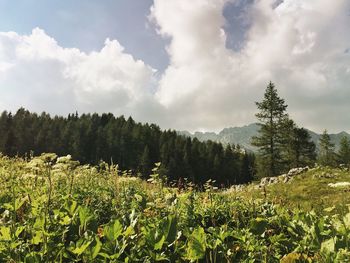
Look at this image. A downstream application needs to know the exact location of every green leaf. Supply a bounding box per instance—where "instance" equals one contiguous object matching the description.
[154,235,165,251]
[15,226,25,237]
[186,227,206,261]
[343,213,350,228]
[321,238,335,253]
[124,226,134,237]
[3,203,14,211]
[97,252,110,259]
[92,237,102,259]
[72,240,92,256]
[0,226,11,241]
[165,215,177,244]
[78,206,93,227]
[33,215,45,230]
[10,241,21,249]
[15,197,26,211]
[31,231,43,245]
[250,217,268,235]
[105,220,123,241]
[333,218,347,235]
[24,252,41,263]
[59,215,71,226]
[66,199,78,216]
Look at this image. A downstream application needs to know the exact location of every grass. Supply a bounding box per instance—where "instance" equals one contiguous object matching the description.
[228,166,350,214]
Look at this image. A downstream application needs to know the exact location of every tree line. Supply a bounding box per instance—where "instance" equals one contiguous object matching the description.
[318,130,350,168]
[252,82,350,177]
[0,108,255,185]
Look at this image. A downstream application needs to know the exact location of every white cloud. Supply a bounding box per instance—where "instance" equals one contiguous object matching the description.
[0,0,350,133]
[0,28,160,120]
[150,0,350,132]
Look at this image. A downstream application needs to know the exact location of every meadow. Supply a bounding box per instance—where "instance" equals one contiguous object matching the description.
[1,153,350,262]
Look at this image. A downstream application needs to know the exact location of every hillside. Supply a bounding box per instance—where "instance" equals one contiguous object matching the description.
[180,123,350,152]
[1,154,350,261]
[227,165,350,213]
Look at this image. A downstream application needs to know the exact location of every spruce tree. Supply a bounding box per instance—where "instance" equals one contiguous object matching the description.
[0,109,253,185]
[240,152,255,183]
[139,145,151,177]
[338,136,350,166]
[252,82,288,176]
[318,130,336,166]
[284,122,316,168]
[0,111,9,152]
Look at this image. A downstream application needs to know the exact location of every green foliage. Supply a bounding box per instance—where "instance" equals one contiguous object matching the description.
[253,83,316,177]
[231,165,350,215]
[318,130,336,167]
[338,136,350,166]
[282,120,316,169]
[186,227,207,261]
[0,155,350,262]
[252,82,289,176]
[0,108,255,185]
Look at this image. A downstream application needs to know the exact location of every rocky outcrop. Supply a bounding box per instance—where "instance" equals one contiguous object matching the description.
[226,166,310,192]
[286,167,309,176]
[259,166,309,187]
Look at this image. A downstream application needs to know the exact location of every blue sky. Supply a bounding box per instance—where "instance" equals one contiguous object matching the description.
[0,0,169,70]
[0,0,253,71]
[0,0,349,132]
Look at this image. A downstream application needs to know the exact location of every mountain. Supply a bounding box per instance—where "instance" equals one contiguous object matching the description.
[179,123,350,152]
[179,123,260,152]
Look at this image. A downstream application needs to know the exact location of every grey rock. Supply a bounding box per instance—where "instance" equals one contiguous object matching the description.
[259,166,310,186]
[287,166,309,176]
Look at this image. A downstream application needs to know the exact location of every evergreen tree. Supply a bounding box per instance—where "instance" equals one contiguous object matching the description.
[318,130,336,166]
[291,127,316,167]
[0,108,255,185]
[282,120,316,168]
[338,136,350,166]
[0,111,9,151]
[139,145,151,177]
[252,82,288,176]
[240,152,255,183]
[222,145,238,185]
[3,113,16,156]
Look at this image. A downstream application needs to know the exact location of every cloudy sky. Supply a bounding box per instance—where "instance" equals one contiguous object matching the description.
[0,0,349,133]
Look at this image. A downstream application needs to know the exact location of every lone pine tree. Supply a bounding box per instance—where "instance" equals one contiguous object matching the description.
[252,82,288,177]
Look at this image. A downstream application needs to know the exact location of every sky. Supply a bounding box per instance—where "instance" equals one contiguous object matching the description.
[0,0,349,133]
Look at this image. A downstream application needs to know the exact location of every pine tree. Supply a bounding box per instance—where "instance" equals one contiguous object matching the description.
[338,136,350,166]
[222,145,238,184]
[240,152,255,183]
[282,120,316,168]
[252,82,288,176]
[292,127,316,167]
[0,111,9,152]
[318,130,336,166]
[0,108,251,185]
[139,145,151,177]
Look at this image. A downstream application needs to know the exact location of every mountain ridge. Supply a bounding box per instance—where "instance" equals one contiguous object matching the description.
[178,123,350,152]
